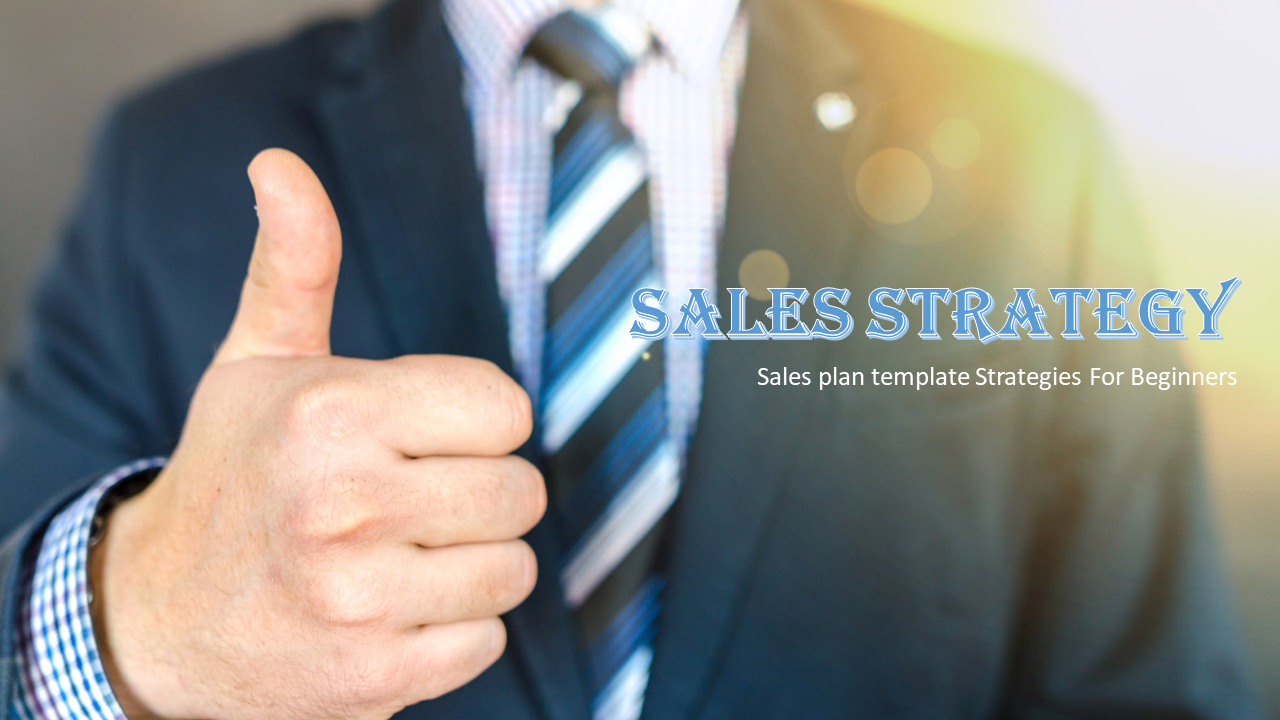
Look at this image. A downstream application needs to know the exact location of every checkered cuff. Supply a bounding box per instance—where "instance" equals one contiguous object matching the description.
[9,458,167,720]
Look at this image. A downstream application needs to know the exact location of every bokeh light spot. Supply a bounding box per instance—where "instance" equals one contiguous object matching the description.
[930,117,982,169]
[854,147,933,225]
[738,249,790,301]
[814,91,857,131]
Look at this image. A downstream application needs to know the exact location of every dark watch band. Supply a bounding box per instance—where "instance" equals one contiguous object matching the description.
[88,465,163,546]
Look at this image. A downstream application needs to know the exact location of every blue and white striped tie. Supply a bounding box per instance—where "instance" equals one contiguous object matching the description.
[527,10,676,720]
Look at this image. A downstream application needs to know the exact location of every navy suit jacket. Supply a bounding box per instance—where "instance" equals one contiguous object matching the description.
[0,0,1261,717]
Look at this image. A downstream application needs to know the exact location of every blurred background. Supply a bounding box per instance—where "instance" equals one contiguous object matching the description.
[1,0,1276,713]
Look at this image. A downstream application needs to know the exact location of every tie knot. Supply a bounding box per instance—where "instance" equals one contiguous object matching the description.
[525,6,652,91]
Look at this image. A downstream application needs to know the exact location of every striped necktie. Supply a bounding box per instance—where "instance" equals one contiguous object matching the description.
[527,9,677,720]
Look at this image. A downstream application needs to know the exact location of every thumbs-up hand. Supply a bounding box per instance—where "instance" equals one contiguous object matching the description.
[91,150,544,720]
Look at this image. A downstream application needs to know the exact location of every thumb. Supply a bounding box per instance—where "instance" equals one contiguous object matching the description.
[215,149,342,364]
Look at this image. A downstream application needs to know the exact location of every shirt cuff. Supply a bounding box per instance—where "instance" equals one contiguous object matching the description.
[9,458,167,720]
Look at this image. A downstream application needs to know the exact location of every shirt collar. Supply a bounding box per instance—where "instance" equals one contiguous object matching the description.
[444,0,742,87]
[624,0,741,79]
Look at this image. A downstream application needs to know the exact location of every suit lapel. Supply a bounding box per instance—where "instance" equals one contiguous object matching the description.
[316,3,591,720]
[643,1,863,717]
[317,0,507,362]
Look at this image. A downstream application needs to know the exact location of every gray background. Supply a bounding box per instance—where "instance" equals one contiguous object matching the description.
[0,0,376,359]
[1,0,1276,714]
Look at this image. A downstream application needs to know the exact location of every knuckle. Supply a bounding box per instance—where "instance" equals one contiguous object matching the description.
[283,482,381,546]
[281,375,363,440]
[304,568,391,630]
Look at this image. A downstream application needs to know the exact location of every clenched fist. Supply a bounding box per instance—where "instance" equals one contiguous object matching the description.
[90,149,545,720]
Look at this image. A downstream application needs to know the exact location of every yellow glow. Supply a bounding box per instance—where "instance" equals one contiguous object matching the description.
[738,249,790,301]
[930,118,982,169]
[854,148,933,225]
[845,0,1280,707]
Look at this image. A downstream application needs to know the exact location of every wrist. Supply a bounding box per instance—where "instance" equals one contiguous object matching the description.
[89,478,172,720]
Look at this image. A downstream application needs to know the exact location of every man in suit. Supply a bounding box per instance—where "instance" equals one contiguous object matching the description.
[0,0,1261,718]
